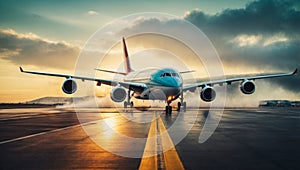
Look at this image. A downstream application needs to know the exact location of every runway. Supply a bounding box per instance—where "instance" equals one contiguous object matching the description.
[0,107,299,169]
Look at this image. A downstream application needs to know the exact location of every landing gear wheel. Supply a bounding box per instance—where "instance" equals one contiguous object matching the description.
[177,102,181,111]
[165,106,172,115]
[182,102,186,112]
[130,101,134,108]
[124,89,133,109]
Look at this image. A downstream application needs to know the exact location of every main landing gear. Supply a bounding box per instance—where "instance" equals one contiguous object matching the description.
[177,101,186,112]
[124,101,133,108]
[176,91,186,112]
[124,89,134,108]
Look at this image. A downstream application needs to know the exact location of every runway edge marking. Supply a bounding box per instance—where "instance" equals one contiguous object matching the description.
[0,119,106,145]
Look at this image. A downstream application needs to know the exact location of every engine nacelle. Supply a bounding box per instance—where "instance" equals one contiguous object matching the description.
[240,80,255,94]
[62,78,77,94]
[110,86,127,102]
[200,86,216,102]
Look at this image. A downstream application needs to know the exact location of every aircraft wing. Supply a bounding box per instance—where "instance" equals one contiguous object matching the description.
[19,67,147,91]
[183,68,298,91]
[94,68,127,75]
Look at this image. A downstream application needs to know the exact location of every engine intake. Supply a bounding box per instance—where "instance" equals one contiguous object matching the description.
[240,80,255,94]
[200,86,216,102]
[62,78,77,94]
[110,86,127,102]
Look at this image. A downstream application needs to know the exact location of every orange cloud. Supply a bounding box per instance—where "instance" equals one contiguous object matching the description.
[0,29,80,70]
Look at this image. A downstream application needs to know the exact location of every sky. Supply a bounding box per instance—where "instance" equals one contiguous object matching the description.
[0,0,299,104]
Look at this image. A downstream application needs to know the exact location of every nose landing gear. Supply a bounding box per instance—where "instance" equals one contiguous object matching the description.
[166,91,186,114]
[165,102,172,115]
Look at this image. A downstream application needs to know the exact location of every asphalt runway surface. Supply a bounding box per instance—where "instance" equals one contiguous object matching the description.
[0,107,299,170]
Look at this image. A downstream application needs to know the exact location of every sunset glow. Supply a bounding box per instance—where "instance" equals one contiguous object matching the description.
[0,0,299,103]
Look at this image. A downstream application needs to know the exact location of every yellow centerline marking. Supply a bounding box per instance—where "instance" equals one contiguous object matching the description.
[139,114,158,170]
[158,117,185,170]
[139,113,185,170]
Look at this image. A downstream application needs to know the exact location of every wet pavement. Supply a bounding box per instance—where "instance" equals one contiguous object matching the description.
[0,107,299,169]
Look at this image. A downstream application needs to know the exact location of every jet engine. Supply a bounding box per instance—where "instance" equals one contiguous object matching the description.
[200,86,216,102]
[110,86,127,102]
[240,80,255,94]
[62,78,77,94]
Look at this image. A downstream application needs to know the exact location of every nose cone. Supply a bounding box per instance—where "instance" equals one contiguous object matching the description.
[166,77,182,87]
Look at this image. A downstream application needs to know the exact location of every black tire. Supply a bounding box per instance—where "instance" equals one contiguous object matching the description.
[166,106,172,115]
[130,101,134,108]
[177,102,181,111]
[183,102,186,112]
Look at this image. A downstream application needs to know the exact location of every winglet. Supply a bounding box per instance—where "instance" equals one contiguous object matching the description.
[292,68,298,75]
[19,67,24,72]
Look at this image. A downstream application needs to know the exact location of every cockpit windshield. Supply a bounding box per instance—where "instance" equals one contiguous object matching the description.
[165,73,171,77]
[160,72,179,77]
[172,73,179,77]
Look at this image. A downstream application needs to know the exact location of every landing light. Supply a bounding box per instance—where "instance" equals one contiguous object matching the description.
[167,96,175,102]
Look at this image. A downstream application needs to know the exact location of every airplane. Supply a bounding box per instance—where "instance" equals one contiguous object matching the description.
[19,37,298,114]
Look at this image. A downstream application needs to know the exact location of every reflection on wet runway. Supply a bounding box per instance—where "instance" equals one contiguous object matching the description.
[0,107,299,169]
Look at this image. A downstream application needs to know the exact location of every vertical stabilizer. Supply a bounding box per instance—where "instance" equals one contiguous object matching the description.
[123,37,133,74]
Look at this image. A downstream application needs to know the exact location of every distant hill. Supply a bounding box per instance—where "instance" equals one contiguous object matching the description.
[26,96,90,105]
[0,96,108,109]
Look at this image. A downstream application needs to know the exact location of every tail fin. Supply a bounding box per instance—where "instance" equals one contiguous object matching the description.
[122,37,133,74]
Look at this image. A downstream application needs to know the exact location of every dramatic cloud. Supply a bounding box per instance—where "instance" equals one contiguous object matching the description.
[0,29,80,70]
[183,0,300,93]
[111,0,300,96]
[185,0,300,37]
